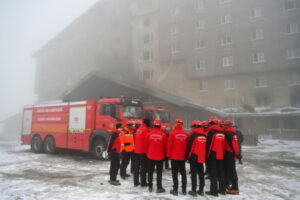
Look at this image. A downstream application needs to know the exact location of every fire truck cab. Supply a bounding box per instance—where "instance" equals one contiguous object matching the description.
[144,106,171,135]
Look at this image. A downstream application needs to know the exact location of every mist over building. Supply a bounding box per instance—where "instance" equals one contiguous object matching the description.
[32,0,300,140]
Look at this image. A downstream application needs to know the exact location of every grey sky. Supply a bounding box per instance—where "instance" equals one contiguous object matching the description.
[0,0,98,121]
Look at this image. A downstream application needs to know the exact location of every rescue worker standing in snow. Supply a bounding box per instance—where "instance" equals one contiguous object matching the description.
[145,119,167,193]
[205,117,226,197]
[107,123,122,185]
[167,119,189,196]
[223,120,240,195]
[186,120,206,196]
[119,121,135,179]
[133,118,151,187]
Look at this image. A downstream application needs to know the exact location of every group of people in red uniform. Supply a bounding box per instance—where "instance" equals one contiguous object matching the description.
[107,116,242,197]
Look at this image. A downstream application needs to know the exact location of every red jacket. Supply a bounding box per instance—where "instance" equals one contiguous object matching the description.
[134,124,149,154]
[224,127,240,159]
[187,128,206,163]
[107,129,120,154]
[203,129,208,137]
[145,127,167,161]
[206,124,225,160]
[167,127,189,160]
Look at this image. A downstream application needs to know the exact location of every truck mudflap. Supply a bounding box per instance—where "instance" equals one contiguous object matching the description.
[89,129,111,160]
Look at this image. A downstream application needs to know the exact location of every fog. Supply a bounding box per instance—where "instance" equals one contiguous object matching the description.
[0,1,300,199]
[0,1,299,139]
[0,0,98,129]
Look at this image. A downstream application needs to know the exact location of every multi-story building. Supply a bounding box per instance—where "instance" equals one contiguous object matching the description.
[33,0,300,139]
[132,0,300,111]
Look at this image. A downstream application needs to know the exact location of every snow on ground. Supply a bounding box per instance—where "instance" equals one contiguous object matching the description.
[0,136,300,200]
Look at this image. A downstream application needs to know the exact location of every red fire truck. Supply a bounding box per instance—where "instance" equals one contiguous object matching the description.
[144,106,171,134]
[21,97,144,160]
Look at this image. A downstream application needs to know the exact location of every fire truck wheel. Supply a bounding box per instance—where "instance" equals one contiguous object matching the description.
[31,135,43,153]
[43,136,56,154]
[93,139,106,160]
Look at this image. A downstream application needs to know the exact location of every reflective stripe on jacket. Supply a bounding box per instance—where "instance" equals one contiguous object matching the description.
[120,127,135,152]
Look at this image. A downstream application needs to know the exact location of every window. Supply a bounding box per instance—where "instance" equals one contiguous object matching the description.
[250,7,262,18]
[100,104,109,115]
[221,34,232,45]
[222,56,234,67]
[170,25,180,35]
[225,99,236,108]
[142,50,153,61]
[284,0,296,10]
[144,17,150,26]
[220,14,232,24]
[255,77,267,88]
[289,74,300,86]
[194,0,204,9]
[143,33,153,44]
[139,69,153,80]
[195,20,205,30]
[253,52,265,63]
[284,24,300,35]
[195,60,205,70]
[100,104,118,118]
[255,96,270,107]
[171,43,180,55]
[219,0,232,4]
[195,40,205,49]
[287,48,300,59]
[251,29,264,40]
[199,81,208,91]
[122,105,144,119]
[225,80,235,90]
[170,7,179,16]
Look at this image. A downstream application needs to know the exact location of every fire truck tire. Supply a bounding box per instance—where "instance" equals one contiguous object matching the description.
[43,136,56,154]
[31,135,43,153]
[92,139,106,160]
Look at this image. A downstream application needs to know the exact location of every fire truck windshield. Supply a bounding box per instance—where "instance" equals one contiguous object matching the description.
[122,105,144,119]
[153,110,170,123]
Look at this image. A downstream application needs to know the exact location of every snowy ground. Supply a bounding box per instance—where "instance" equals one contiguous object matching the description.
[0,136,299,200]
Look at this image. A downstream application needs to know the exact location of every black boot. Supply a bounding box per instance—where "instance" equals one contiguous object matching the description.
[148,187,153,192]
[170,189,178,196]
[197,190,204,196]
[157,188,165,193]
[188,190,197,196]
[205,191,218,197]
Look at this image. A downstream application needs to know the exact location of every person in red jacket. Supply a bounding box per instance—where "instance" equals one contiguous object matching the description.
[107,123,122,185]
[167,118,189,196]
[145,119,167,193]
[133,118,151,187]
[223,120,240,195]
[186,120,206,196]
[205,117,226,197]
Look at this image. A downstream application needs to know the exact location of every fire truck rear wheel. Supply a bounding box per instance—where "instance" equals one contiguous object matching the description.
[93,139,106,160]
[31,135,43,153]
[43,136,56,154]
